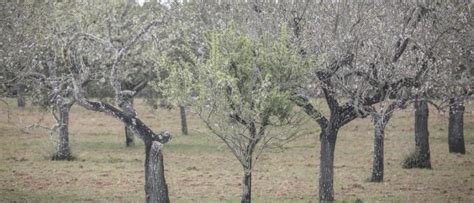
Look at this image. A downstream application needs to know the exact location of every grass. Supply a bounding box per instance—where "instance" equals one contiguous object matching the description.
[0,98,473,202]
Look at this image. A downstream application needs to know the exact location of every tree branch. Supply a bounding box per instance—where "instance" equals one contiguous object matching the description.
[290,94,328,128]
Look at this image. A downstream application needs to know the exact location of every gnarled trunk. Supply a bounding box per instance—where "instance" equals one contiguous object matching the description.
[179,105,188,135]
[414,100,431,168]
[448,97,465,154]
[16,83,26,108]
[123,96,135,146]
[370,119,385,182]
[52,103,73,160]
[145,141,169,203]
[319,127,337,202]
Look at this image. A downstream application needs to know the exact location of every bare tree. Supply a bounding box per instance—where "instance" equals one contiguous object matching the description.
[46,1,173,201]
[0,2,38,107]
[291,0,442,199]
[67,28,172,202]
[97,1,163,146]
[2,1,80,160]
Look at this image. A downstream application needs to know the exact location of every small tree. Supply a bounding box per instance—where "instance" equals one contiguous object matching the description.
[185,27,307,203]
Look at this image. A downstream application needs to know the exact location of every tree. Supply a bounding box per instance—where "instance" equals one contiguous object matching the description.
[0,1,38,107]
[428,1,473,155]
[2,1,81,160]
[33,1,173,201]
[67,28,172,203]
[401,1,472,166]
[289,0,443,199]
[96,1,162,146]
[183,26,307,203]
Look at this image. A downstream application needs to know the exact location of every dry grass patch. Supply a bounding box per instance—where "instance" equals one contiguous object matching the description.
[0,98,473,202]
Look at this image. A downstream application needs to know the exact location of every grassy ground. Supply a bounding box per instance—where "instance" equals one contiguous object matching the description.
[0,98,473,202]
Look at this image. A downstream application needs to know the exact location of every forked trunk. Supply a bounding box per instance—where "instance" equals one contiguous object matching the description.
[145,141,169,203]
[370,119,385,182]
[448,97,465,154]
[179,105,188,135]
[414,100,431,168]
[123,96,135,146]
[319,128,337,202]
[52,103,72,160]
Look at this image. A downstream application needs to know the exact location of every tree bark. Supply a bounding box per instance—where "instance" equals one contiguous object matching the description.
[414,100,431,168]
[52,103,72,160]
[370,119,385,182]
[319,128,337,202]
[123,96,135,146]
[145,141,169,203]
[241,169,252,203]
[179,105,188,135]
[16,83,26,108]
[448,97,465,154]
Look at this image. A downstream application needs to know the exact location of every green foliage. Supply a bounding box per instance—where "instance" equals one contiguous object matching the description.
[197,25,308,122]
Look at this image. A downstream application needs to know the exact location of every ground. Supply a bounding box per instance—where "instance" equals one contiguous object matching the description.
[0,98,473,202]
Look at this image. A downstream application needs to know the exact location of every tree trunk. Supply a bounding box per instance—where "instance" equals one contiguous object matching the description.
[123,96,135,146]
[319,128,337,202]
[414,100,431,168]
[370,119,385,182]
[52,103,72,160]
[448,97,465,154]
[145,141,169,203]
[16,83,26,108]
[241,168,252,203]
[179,105,188,135]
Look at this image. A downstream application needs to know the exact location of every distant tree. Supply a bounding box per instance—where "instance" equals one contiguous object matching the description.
[427,1,473,155]
[0,1,38,107]
[93,1,164,146]
[401,1,472,167]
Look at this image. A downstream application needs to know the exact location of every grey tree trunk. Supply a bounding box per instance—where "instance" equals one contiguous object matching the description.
[370,119,385,182]
[52,103,72,160]
[241,170,252,203]
[179,105,188,135]
[319,128,337,202]
[16,83,26,108]
[414,100,431,168]
[241,166,252,203]
[145,141,169,203]
[448,97,465,154]
[123,96,135,146]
